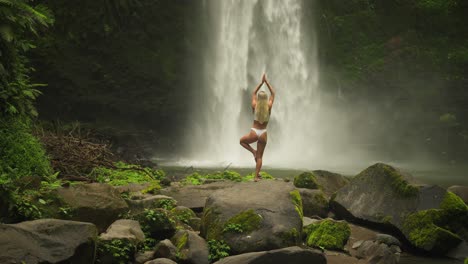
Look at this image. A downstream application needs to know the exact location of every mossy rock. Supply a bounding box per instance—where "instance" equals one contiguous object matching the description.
[135,208,177,238]
[332,163,467,254]
[201,181,303,254]
[294,172,320,189]
[401,191,467,253]
[304,219,351,250]
[171,206,196,225]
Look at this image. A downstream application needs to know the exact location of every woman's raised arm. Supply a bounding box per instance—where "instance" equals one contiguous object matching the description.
[251,74,265,111]
[265,78,276,108]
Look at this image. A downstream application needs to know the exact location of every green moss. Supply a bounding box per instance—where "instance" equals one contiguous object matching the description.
[464,257,468,264]
[305,219,351,250]
[242,171,275,181]
[440,191,468,213]
[402,209,462,253]
[202,207,223,240]
[171,207,196,225]
[293,172,320,189]
[176,232,188,250]
[182,170,243,185]
[290,190,304,220]
[278,227,300,245]
[97,238,136,264]
[91,161,165,186]
[223,209,262,234]
[381,163,419,197]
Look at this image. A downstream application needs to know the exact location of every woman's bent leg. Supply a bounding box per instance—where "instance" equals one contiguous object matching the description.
[240,130,258,161]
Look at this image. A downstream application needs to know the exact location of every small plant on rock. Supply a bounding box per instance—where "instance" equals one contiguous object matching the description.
[208,239,230,263]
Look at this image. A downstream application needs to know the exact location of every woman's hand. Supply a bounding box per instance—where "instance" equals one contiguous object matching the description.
[262,73,267,83]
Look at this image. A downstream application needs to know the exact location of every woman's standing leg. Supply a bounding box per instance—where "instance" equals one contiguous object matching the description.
[255,132,267,181]
[240,130,258,161]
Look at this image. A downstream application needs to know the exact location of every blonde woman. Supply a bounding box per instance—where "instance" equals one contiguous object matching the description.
[240,73,276,182]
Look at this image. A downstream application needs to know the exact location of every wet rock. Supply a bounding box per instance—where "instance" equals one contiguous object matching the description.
[100,219,145,244]
[135,251,156,264]
[213,246,326,264]
[0,219,97,264]
[154,239,178,261]
[161,182,236,212]
[375,234,401,247]
[145,258,178,264]
[447,186,468,204]
[57,183,128,232]
[127,195,177,214]
[171,230,209,264]
[298,188,329,217]
[331,163,466,254]
[201,180,302,254]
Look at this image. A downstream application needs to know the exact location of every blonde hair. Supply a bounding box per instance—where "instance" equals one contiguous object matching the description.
[255,91,270,124]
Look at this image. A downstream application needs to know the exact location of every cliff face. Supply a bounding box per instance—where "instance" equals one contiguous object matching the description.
[313,0,468,161]
[31,0,198,150]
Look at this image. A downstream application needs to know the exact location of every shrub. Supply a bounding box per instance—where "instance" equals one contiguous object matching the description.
[207,239,230,263]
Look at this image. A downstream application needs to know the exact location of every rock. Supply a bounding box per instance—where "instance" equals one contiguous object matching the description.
[302,217,316,227]
[355,240,399,264]
[171,206,197,226]
[154,239,178,260]
[447,241,468,261]
[293,172,320,189]
[171,230,209,264]
[160,182,236,212]
[57,183,129,232]
[448,186,468,204]
[346,223,380,257]
[127,195,177,214]
[188,217,202,231]
[100,219,145,244]
[312,170,350,196]
[135,251,156,264]
[298,188,329,217]
[0,219,97,264]
[201,180,303,254]
[303,218,351,250]
[331,163,467,254]
[326,253,366,264]
[353,240,364,249]
[375,234,401,247]
[145,258,178,264]
[213,246,326,264]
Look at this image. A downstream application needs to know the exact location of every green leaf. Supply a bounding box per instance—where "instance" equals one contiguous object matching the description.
[38,199,46,205]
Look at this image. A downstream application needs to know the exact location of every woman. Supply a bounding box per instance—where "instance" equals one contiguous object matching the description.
[240,73,276,182]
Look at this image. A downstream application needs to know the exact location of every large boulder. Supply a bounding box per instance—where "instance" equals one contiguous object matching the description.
[171,230,209,264]
[154,239,178,261]
[312,170,350,196]
[57,183,129,232]
[297,188,329,217]
[127,195,177,214]
[201,180,303,254]
[448,186,468,204]
[213,246,326,264]
[331,163,468,254]
[0,219,97,264]
[161,182,236,212]
[100,219,145,244]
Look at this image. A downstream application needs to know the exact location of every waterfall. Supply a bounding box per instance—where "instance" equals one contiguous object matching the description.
[183,0,326,169]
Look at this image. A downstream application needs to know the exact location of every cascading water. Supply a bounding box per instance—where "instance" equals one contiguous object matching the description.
[181,0,350,169]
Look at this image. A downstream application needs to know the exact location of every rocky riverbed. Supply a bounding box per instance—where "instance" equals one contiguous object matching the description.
[0,163,467,264]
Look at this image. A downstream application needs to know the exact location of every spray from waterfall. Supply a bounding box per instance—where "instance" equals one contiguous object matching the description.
[177,0,374,171]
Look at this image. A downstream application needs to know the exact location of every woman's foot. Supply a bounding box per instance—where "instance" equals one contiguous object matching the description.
[254,173,262,182]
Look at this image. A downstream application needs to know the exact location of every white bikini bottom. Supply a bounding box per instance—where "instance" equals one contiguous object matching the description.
[251,127,267,137]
